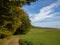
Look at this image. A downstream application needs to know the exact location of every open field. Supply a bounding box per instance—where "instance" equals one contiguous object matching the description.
[0,27,60,45]
[16,27,60,45]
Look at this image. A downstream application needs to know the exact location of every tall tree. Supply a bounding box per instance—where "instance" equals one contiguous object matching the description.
[0,0,36,38]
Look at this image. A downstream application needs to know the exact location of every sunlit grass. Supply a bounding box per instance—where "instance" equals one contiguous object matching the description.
[17,28,60,45]
[0,27,60,45]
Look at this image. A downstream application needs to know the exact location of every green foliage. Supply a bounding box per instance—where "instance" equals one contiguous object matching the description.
[20,39,33,45]
[0,0,36,38]
[14,10,31,34]
[0,6,22,37]
[20,14,31,34]
[9,0,36,6]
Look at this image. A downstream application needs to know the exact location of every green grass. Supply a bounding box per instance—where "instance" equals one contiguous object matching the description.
[0,27,60,45]
[17,27,60,45]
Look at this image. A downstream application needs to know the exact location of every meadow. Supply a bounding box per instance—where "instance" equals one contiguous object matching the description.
[17,27,60,45]
[0,27,60,45]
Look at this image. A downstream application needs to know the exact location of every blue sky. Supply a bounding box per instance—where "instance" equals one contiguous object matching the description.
[23,0,60,28]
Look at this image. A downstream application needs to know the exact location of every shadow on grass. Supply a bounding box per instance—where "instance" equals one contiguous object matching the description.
[19,39,33,45]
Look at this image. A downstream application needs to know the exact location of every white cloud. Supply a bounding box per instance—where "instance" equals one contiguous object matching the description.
[30,0,60,23]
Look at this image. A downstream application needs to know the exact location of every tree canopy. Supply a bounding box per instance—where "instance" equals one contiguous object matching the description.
[0,0,36,38]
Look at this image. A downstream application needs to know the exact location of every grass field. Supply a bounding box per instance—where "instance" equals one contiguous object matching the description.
[16,27,60,45]
[0,27,60,45]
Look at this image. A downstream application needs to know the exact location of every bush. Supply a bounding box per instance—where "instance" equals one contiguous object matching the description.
[19,39,33,45]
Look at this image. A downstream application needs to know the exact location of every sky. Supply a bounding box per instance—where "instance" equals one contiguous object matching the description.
[23,0,60,28]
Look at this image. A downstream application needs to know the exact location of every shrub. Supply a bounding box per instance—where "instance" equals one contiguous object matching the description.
[19,39,33,45]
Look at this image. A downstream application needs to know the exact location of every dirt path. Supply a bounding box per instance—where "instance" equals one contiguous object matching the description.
[0,38,20,45]
[7,38,19,45]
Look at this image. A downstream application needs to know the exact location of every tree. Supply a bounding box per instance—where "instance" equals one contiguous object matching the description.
[0,0,36,38]
[14,10,31,34]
